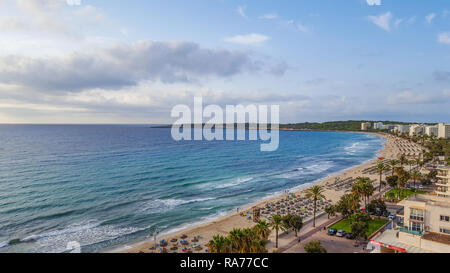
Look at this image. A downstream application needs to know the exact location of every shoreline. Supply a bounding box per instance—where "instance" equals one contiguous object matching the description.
[110,131,399,253]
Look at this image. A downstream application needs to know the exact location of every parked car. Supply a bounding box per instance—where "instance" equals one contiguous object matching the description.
[345,233,356,240]
[328,228,337,236]
[382,211,390,217]
[336,230,346,237]
[388,213,396,220]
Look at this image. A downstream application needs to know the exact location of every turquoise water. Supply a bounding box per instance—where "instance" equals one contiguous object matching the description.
[0,125,385,253]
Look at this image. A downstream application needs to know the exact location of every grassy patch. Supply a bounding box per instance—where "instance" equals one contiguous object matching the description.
[330,218,388,237]
[385,188,426,200]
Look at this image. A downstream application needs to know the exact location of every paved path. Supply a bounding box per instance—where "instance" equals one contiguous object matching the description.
[279,186,390,253]
[278,215,342,252]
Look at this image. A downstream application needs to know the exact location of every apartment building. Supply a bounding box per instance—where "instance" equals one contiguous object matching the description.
[437,166,450,198]
[361,122,371,131]
[438,123,450,139]
[409,124,425,137]
[371,194,450,253]
[373,122,383,130]
[425,126,439,137]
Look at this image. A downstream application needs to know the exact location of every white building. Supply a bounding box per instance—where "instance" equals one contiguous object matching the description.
[409,124,425,137]
[425,126,438,137]
[438,123,450,139]
[436,166,450,199]
[382,124,396,131]
[361,122,371,131]
[373,122,384,130]
[395,125,411,134]
[371,194,450,253]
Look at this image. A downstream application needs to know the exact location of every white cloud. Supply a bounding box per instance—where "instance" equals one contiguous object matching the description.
[438,32,450,45]
[66,0,81,6]
[286,20,309,33]
[366,0,381,6]
[368,12,392,32]
[260,13,278,20]
[387,90,450,105]
[237,6,247,19]
[297,23,309,33]
[0,17,27,31]
[224,33,270,45]
[74,5,106,24]
[394,18,404,28]
[0,40,288,93]
[425,13,436,24]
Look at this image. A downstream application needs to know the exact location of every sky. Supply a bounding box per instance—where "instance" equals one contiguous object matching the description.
[0,0,449,124]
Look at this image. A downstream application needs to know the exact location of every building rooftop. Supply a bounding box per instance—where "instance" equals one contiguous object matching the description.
[422,232,450,246]
[400,194,450,208]
[371,230,432,253]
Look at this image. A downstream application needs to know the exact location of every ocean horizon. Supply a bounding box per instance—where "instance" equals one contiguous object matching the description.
[0,125,385,253]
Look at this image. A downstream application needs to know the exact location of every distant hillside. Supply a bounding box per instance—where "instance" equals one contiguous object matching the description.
[280,120,416,131]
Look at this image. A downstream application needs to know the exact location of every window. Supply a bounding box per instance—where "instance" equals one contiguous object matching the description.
[440,228,450,235]
[441,215,450,222]
[411,222,423,232]
[410,209,424,221]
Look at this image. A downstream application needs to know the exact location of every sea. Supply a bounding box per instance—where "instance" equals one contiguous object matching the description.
[0,125,385,253]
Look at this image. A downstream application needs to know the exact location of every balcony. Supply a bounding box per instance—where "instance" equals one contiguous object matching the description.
[399,227,424,236]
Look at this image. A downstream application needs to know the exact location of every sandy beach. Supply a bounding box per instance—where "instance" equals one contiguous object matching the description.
[113,132,424,253]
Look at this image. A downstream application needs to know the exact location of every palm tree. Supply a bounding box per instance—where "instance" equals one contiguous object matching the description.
[411,170,422,189]
[408,159,415,173]
[395,167,410,199]
[376,162,387,192]
[415,158,423,171]
[253,220,271,241]
[228,228,244,253]
[362,181,375,206]
[305,186,326,227]
[289,215,303,237]
[353,177,374,207]
[208,235,231,253]
[269,215,284,248]
[399,155,408,168]
[324,205,336,219]
[388,159,398,176]
[352,182,364,203]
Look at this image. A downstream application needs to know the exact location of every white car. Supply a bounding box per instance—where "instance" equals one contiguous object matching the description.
[388,213,396,220]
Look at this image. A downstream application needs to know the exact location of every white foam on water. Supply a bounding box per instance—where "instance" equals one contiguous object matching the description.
[8,220,149,253]
[344,141,369,155]
[0,241,8,249]
[139,197,216,213]
[215,176,253,189]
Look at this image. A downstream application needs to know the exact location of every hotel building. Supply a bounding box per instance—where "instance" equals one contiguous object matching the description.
[425,126,439,137]
[438,123,450,139]
[361,122,371,131]
[373,122,383,130]
[436,166,450,198]
[394,125,411,134]
[371,194,450,253]
[409,124,425,137]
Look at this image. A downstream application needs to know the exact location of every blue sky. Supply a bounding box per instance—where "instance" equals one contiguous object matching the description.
[0,0,449,123]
